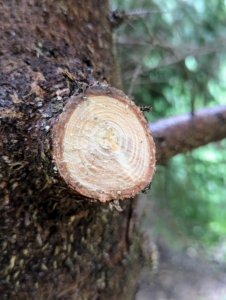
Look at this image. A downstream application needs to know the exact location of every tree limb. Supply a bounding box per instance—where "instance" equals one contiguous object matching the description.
[150,105,226,164]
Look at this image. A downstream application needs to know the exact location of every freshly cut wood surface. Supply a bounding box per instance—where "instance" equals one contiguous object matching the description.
[53,86,155,202]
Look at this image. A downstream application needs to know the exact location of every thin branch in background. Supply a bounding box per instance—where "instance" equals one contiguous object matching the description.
[126,8,165,17]
[128,46,153,96]
[116,35,226,69]
[116,36,151,46]
[127,58,144,96]
[142,18,196,115]
[144,37,226,72]
[110,8,165,27]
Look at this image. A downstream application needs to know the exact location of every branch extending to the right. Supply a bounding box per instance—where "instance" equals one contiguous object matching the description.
[150,105,226,164]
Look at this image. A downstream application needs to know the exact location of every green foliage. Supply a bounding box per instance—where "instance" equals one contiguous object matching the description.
[152,138,226,244]
[110,0,226,245]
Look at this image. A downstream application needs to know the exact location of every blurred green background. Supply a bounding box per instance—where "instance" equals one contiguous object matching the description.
[110,0,226,257]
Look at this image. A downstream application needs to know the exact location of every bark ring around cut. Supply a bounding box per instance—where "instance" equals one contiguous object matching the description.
[52,86,155,202]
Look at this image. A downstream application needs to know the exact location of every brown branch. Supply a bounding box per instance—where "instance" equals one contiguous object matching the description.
[149,105,226,164]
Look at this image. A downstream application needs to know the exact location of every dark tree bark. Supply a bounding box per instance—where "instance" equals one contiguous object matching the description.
[0,1,146,299]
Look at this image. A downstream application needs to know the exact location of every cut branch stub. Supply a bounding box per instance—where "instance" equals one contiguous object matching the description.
[52,86,155,202]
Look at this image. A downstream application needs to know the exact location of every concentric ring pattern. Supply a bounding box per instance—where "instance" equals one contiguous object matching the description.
[59,95,154,201]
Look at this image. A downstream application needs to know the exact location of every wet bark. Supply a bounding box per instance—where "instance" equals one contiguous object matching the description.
[150,105,226,164]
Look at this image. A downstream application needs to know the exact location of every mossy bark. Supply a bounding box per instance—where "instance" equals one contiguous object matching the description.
[0,1,144,299]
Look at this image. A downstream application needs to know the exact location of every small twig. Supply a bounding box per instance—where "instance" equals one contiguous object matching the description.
[110,9,164,27]
[128,46,153,96]
[140,106,152,112]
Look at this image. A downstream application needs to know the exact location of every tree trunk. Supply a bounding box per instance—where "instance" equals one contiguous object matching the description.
[0,1,148,299]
